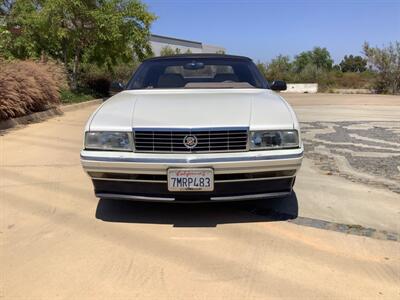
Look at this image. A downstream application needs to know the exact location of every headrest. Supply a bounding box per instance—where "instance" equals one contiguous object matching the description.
[214,73,239,82]
[157,73,185,88]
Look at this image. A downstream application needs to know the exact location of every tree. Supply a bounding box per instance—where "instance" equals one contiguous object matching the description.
[363,42,400,94]
[292,51,312,72]
[0,1,13,59]
[159,46,176,56]
[1,0,42,59]
[159,46,185,56]
[0,23,13,59]
[256,62,268,79]
[259,55,292,81]
[339,55,367,72]
[293,47,333,72]
[312,47,333,70]
[4,0,155,89]
[1,0,15,16]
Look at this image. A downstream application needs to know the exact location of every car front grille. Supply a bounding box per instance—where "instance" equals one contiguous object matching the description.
[133,128,249,153]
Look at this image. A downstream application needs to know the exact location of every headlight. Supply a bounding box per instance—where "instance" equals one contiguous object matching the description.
[85,132,133,151]
[250,130,299,150]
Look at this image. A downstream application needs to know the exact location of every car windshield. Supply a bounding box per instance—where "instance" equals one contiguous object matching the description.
[126,57,269,89]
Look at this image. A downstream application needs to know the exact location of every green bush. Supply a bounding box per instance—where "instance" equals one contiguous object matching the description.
[258,61,376,92]
[330,71,375,89]
[112,61,140,83]
[79,64,111,96]
[257,47,382,92]
[60,89,94,104]
[363,42,400,94]
[79,61,139,95]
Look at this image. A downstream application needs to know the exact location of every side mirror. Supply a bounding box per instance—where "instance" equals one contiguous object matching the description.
[270,80,287,91]
[110,81,125,94]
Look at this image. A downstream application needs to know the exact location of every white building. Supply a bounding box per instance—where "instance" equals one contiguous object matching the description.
[150,34,225,56]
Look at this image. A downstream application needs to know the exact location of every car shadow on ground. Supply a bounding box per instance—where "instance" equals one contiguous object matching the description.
[95,192,298,227]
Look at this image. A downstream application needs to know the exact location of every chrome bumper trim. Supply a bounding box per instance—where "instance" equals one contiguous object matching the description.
[92,177,168,183]
[96,193,174,202]
[91,175,294,184]
[210,192,291,201]
[95,191,291,203]
[214,175,294,183]
[81,151,303,164]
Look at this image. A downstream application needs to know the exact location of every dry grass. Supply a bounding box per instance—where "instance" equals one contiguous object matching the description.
[0,60,68,121]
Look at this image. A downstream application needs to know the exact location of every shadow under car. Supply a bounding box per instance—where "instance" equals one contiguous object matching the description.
[95,192,298,227]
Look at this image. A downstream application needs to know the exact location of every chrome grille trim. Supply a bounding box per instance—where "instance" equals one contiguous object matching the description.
[133,127,249,153]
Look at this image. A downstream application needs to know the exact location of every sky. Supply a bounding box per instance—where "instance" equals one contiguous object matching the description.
[144,0,400,63]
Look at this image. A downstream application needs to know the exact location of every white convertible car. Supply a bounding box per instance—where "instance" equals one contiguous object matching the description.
[80,54,303,202]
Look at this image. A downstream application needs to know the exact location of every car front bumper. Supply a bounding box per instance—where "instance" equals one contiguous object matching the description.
[80,147,303,202]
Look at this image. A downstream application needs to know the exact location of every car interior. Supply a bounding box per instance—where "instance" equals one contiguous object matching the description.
[140,64,258,88]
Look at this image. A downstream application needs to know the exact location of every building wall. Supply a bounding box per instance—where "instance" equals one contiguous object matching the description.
[150,41,203,56]
[202,44,225,53]
[150,34,225,56]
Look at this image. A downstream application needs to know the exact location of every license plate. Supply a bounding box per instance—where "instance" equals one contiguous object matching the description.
[167,168,214,191]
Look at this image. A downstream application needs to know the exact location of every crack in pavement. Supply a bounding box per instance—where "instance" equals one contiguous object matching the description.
[251,209,399,242]
[301,121,400,194]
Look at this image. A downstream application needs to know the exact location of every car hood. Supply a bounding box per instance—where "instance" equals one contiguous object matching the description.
[88,89,294,131]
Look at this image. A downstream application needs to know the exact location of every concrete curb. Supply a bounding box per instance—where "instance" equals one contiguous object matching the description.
[0,99,103,131]
[61,99,103,112]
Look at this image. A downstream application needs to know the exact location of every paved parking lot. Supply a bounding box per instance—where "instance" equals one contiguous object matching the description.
[1,93,399,299]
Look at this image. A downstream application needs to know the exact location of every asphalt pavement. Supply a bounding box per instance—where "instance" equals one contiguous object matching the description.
[1,93,399,299]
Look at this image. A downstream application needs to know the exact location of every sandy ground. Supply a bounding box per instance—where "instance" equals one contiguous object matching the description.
[1,94,400,299]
